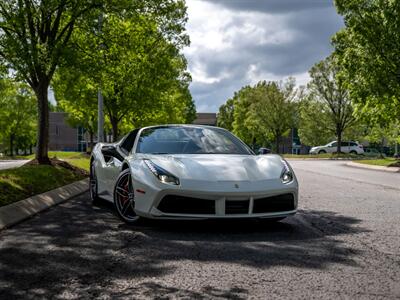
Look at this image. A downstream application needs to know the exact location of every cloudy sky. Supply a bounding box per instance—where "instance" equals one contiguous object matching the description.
[184,0,344,112]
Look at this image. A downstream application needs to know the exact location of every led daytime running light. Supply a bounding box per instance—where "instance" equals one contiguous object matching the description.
[144,159,180,185]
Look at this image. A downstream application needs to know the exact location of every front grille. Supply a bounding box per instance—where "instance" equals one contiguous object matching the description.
[253,194,295,213]
[158,195,215,214]
[225,200,249,214]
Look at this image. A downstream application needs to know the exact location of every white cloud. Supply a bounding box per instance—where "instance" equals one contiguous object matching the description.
[184,0,343,112]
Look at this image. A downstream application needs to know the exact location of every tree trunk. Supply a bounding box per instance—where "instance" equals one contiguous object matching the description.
[337,126,342,155]
[9,134,14,157]
[34,82,51,164]
[111,118,119,142]
[29,144,33,155]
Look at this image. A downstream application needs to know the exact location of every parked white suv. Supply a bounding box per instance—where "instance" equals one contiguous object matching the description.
[310,141,364,155]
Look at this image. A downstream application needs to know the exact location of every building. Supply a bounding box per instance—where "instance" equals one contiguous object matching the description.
[192,113,217,126]
[49,112,86,152]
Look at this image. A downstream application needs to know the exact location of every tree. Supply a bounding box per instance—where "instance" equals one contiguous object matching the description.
[308,56,354,154]
[58,0,193,141]
[217,98,234,131]
[363,120,400,157]
[231,86,260,148]
[0,0,100,163]
[230,79,298,153]
[248,79,298,153]
[0,78,36,156]
[53,71,98,151]
[298,97,334,147]
[333,0,400,123]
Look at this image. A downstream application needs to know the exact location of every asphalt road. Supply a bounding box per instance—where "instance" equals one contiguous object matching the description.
[0,160,30,170]
[0,160,399,299]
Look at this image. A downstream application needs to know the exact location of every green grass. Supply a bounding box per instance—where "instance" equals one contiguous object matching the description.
[48,152,90,171]
[356,158,398,167]
[21,151,90,171]
[0,164,86,207]
[283,153,360,159]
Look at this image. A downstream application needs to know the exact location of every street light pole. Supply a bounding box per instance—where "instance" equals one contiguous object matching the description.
[97,88,104,143]
[97,13,104,143]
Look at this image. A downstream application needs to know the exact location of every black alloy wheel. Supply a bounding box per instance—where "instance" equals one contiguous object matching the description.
[114,169,140,223]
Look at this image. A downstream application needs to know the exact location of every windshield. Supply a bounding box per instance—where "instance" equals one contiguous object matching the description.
[136,126,253,155]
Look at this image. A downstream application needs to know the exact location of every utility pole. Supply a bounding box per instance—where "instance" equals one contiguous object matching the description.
[97,88,104,143]
[97,13,104,143]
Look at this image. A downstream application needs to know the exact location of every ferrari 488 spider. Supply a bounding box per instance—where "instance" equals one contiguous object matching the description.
[90,125,298,223]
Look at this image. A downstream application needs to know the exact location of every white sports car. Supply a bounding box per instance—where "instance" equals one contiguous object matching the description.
[90,125,298,223]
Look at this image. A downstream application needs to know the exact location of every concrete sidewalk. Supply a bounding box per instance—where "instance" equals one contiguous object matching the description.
[0,160,30,170]
[0,178,88,230]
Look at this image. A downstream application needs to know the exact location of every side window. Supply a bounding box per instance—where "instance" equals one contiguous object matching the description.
[331,142,337,147]
[120,129,139,154]
[350,142,357,147]
[341,142,349,147]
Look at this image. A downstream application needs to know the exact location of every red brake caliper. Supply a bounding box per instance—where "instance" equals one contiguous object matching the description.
[121,182,129,205]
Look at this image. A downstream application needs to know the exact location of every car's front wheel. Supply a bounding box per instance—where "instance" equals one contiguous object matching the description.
[114,169,140,224]
[318,150,327,154]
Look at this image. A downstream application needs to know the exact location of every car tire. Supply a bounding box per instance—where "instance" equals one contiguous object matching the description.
[114,168,141,224]
[90,161,101,204]
[350,150,357,155]
[318,150,327,154]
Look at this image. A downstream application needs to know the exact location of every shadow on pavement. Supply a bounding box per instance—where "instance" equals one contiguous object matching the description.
[0,193,368,299]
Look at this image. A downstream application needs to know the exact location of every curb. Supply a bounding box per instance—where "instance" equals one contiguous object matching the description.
[346,161,400,173]
[0,178,89,231]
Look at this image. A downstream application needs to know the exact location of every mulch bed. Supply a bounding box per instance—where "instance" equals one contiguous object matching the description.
[388,161,400,168]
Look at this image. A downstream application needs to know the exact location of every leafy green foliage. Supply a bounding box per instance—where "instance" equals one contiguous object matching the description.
[217,98,234,131]
[55,0,195,141]
[52,70,98,150]
[0,0,102,163]
[298,97,334,146]
[229,79,299,152]
[333,0,400,122]
[0,78,36,155]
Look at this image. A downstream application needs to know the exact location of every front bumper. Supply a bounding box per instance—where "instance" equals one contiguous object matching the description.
[132,176,298,220]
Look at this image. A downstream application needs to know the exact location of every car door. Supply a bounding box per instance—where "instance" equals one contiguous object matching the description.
[327,142,337,153]
[96,129,140,200]
[340,141,349,153]
[96,144,126,200]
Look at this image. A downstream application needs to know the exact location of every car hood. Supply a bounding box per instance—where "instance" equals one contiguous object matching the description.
[136,154,285,181]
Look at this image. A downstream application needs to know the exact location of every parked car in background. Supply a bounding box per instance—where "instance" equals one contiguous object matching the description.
[363,147,386,157]
[309,141,364,155]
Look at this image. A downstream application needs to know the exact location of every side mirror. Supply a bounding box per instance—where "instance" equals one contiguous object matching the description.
[101,145,124,162]
[258,148,271,155]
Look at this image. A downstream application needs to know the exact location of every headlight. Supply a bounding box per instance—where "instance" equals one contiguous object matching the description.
[280,159,294,184]
[144,159,180,185]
